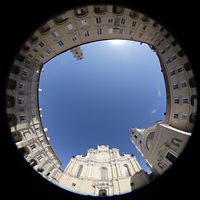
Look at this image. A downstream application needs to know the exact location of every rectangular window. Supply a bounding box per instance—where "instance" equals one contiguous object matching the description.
[83,30,90,37]
[39,41,45,48]
[119,29,124,34]
[19,83,25,90]
[33,48,38,53]
[173,113,179,119]
[161,49,166,54]
[37,155,43,161]
[129,31,134,36]
[96,17,102,24]
[173,83,178,90]
[52,31,59,39]
[181,114,188,121]
[181,81,187,88]
[170,70,175,76]
[22,70,28,76]
[31,100,34,104]
[183,97,189,104]
[32,114,36,118]
[31,86,34,91]
[97,28,103,35]
[107,28,113,34]
[20,115,26,122]
[172,54,177,61]
[132,21,137,27]
[121,19,126,25]
[40,54,45,59]
[30,144,36,150]
[142,25,147,30]
[177,66,183,73]
[101,168,107,180]
[166,59,171,64]
[58,40,64,46]
[18,98,24,105]
[80,19,88,26]
[70,34,78,41]
[108,17,114,23]
[77,166,83,177]
[46,49,51,54]
[66,24,73,31]
[139,33,143,38]
[165,152,177,164]
[166,45,171,51]
[174,98,179,104]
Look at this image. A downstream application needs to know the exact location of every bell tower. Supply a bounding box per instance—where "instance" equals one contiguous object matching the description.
[130,128,145,157]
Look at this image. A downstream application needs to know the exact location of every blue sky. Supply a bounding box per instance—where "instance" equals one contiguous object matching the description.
[39,40,166,173]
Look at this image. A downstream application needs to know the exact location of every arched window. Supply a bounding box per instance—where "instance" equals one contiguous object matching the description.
[101,168,107,180]
[124,165,130,176]
[77,165,83,177]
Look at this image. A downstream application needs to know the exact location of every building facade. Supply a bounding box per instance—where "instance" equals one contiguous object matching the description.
[130,121,191,175]
[5,4,197,191]
[58,145,149,196]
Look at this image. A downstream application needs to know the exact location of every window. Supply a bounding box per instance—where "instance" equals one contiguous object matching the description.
[161,49,166,54]
[183,97,189,104]
[108,17,114,23]
[129,31,134,36]
[172,54,177,61]
[166,59,171,64]
[39,42,45,48]
[83,30,90,37]
[46,49,51,54]
[173,83,178,90]
[170,70,175,76]
[20,115,26,122]
[132,21,137,27]
[97,28,103,35]
[18,98,24,105]
[182,114,188,121]
[80,19,88,26]
[32,114,36,118]
[77,166,83,177]
[181,81,187,88]
[30,144,36,150]
[166,45,171,51]
[37,155,43,161]
[52,31,59,39]
[177,66,183,73]
[119,29,124,34]
[101,168,107,180]
[121,18,126,25]
[107,28,113,34]
[58,40,64,46]
[96,17,102,24]
[142,25,147,30]
[40,54,45,59]
[66,24,73,31]
[174,113,179,119]
[19,83,25,90]
[174,98,179,104]
[33,48,38,53]
[124,165,130,176]
[70,34,77,41]
[22,70,28,76]
[165,152,177,164]
[139,33,143,38]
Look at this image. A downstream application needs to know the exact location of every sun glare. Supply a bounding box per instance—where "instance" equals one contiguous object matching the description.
[109,39,125,45]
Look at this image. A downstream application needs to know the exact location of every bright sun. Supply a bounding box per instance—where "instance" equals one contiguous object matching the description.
[109,39,125,45]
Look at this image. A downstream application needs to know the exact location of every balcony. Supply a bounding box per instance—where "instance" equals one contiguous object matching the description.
[94,6,107,15]
[54,14,68,25]
[39,23,50,35]
[129,10,138,19]
[113,6,124,15]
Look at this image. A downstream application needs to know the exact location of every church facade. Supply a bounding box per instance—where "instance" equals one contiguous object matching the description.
[58,145,149,196]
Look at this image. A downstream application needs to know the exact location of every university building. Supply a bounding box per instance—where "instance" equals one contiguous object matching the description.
[5,4,197,195]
